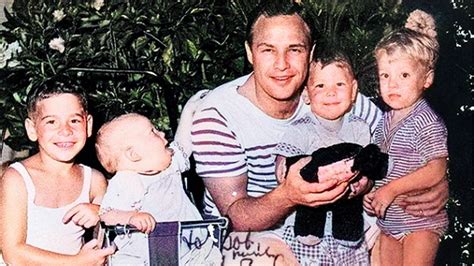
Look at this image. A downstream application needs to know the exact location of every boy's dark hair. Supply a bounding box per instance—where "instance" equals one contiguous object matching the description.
[312,48,355,78]
[26,76,88,117]
[246,1,315,46]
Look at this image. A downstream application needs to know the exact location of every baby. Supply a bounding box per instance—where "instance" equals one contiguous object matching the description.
[96,111,220,264]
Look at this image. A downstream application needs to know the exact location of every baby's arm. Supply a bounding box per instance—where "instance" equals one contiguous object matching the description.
[371,157,447,218]
[63,169,107,228]
[100,210,156,234]
[0,168,114,265]
[99,177,155,234]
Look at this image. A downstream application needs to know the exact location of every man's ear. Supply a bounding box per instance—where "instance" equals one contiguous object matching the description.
[423,70,434,89]
[86,114,93,137]
[302,87,311,105]
[124,146,141,162]
[24,118,38,142]
[245,41,254,65]
[351,79,359,102]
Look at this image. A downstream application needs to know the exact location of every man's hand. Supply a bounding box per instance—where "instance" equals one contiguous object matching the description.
[129,212,156,234]
[398,178,449,217]
[282,157,349,207]
[63,203,100,228]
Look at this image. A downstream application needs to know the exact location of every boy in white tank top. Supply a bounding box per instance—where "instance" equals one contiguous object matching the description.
[0,78,115,264]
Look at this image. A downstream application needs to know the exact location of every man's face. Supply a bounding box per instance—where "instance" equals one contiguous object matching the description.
[246,14,312,103]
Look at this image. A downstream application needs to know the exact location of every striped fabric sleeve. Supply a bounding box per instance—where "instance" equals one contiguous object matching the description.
[191,107,247,178]
[351,93,383,135]
[416,120,449,162]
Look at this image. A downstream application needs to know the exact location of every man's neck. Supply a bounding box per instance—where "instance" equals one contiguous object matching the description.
[238,75,301,119]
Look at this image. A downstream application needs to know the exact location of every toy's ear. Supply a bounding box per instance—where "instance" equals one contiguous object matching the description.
[25,118,38,142]
[124,146,141,162]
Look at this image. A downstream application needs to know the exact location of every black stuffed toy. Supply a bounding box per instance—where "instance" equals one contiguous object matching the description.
[286,143,388,243]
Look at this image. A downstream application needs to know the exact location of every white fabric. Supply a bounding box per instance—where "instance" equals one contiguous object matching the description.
[10,162,91,255]
[101,144,203,264]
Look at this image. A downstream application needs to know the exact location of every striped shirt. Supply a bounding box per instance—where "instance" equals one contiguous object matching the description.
[374,98,448,234]
[191,74,382,217]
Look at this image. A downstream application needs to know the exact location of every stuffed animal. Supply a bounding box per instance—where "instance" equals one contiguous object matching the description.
[286,143,388,244]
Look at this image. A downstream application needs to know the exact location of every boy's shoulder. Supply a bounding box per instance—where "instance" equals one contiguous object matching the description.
[409,99,446,129]
[0,163,28,193]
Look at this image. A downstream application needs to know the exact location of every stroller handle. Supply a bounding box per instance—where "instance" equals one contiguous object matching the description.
[104,218,229,235]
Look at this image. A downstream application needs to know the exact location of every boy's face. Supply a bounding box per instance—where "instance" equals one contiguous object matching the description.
[125,116,172,174]
[245,14,313,103]
[25,93,92,163]
[304,62,357,120]
[376,50,433,110]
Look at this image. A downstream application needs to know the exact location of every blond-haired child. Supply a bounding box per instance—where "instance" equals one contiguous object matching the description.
[364,9,449,265]
[0,78,114,264]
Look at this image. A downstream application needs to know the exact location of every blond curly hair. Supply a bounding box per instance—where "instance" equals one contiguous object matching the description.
[375,9,439,71]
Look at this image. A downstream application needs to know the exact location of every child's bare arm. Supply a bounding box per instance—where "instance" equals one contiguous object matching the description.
[0,168,114,265]
[372,157,447,218]
[62,169,107,228]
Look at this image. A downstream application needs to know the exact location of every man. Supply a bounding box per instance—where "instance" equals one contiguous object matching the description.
[191,2,448,264]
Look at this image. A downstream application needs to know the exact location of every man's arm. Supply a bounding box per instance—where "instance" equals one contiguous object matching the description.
[204,158,348,231]
[372,158,447,217]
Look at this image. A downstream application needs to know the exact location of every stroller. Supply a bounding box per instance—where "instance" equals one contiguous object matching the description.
[101,217,229,265]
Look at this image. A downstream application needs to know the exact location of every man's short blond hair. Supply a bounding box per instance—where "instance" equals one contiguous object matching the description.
[95,113,143,173]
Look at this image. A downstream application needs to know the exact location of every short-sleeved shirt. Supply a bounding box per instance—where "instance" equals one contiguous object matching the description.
[274,112,370,157]
[374,98,448,233]
[191,74,382,218]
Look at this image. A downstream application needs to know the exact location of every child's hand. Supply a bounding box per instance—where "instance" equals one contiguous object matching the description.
[363,191,376,216]
[63,203,100,228]
[78,239,116,265]
[317,158,357,183]
[348,177,372,199]
[371,185,397,219]
[129,212,156,234]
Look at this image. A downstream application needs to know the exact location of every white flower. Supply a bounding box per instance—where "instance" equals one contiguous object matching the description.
[48,37,65,53]
[92,0,104,11]
[52,9,66,22]
[0,41,20,68]
[0,42,10,68]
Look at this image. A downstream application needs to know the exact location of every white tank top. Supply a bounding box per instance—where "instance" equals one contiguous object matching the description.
[10,162,92,255]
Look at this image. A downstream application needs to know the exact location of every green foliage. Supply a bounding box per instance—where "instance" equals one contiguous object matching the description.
[0,0,405,151]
